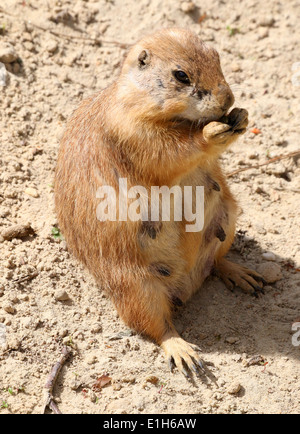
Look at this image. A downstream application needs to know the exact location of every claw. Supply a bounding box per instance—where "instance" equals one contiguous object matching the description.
[181,366,191,380]
[190,354,205,372]
[162,335,205,380]
[168,356,175,372]
[254,284,265,294]
[228,108,248,131]
[253,275,267,286]
[190,343,202,353]
[189,364,197,375]
[197,359,205,371]
[248,281,265,297]
[230,119,240,130]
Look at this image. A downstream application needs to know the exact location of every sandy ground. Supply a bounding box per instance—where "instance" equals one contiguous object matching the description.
[0,0,300,414]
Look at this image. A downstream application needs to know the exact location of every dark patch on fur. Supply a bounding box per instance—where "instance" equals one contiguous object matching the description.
[222,204,229,224]
[206,174,221,192]
[150,263,171,277]
[171,296,183,307]
[113,167,120,181]
[205,217,227,245]
[211,180,221,191]
[157,79,166,89]
[204,224,214,244]
[215,224,226,242]
[141,220,162,240]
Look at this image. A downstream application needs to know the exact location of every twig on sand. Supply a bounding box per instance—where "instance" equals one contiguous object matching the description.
[13,271,38,284]
[226,150,300,178]
[0,7,130,49]
[30,21,131,48]
[42,346,71,414]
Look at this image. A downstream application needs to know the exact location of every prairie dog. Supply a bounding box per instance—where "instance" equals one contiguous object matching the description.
[55,28,265,376]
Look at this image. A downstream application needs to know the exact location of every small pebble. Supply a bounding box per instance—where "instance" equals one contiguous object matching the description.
[3,303,16,314]
[180,1,196,13]
[247,152,259,159]
[25,187,40,198]
[257,262,282,283]
[0,43,18,63]
[45,39,58,54]
[1,223,34,241]
[54,289,70,301]
[85,354,97,365]
[254,224,267,235]
[122,376,136,384]
[254,185,265,194]
[257,27,269,40]
[70,378,81,391]
[226,336,239,344]
[259,16,275,27]
[0,324,6,347]
[145,375,159,385]
[88,390,97,403]
[0,62,7,86]
[262,252,276,261]
[91,323,102,333]
[112,382,122,391]
[227,382,242,395]
[231,62,241,72]
[267,162,287,177]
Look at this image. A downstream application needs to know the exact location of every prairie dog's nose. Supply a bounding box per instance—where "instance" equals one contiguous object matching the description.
[217,83,235,112]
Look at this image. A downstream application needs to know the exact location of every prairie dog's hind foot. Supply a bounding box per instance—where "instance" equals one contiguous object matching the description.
[215,258,266,298]
[161,329,205,379]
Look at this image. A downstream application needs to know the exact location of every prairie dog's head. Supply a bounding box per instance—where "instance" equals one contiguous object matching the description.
[118,28,234,124]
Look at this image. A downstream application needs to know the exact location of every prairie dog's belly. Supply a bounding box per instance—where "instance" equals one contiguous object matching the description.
[138,165,235,299]
[179,166,232,298]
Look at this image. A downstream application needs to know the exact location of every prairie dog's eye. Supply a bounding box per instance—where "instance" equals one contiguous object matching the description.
[173,70,191,85]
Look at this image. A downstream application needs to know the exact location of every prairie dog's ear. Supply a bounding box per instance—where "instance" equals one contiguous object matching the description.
[138,49,151,68]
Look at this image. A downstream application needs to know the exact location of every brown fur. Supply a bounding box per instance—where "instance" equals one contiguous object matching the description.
[54,28,264,375]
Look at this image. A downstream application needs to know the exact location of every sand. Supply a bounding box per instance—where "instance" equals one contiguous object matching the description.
[0,0,299,414]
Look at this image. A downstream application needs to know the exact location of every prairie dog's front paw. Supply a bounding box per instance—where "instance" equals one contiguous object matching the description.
[203,121,233,146]
[225,107,248,133]
[203,107,248,147]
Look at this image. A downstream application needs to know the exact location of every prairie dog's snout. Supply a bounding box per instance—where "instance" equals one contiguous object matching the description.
[215,83,235,114]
